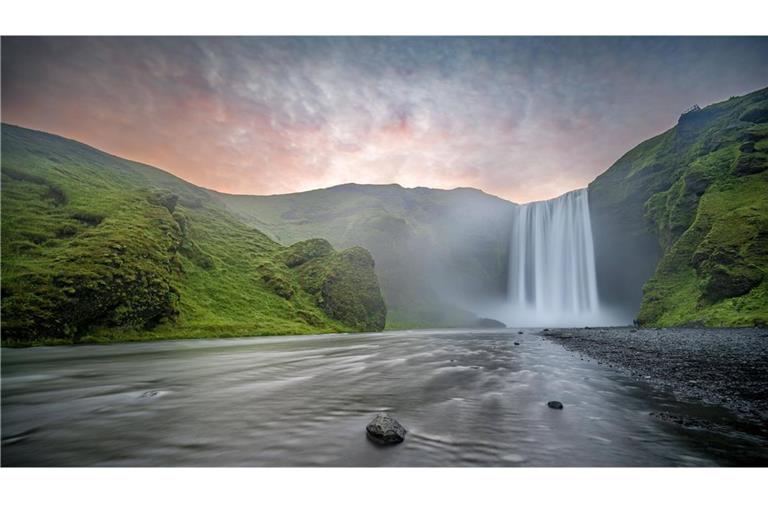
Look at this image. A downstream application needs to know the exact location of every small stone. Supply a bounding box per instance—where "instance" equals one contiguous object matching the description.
[547,401,564,410]
[366,413,407,445]
[514,342,520,346]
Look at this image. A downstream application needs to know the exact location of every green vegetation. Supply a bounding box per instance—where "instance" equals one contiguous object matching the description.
[214,183,514,328]
[5,88,765,340]
[284,240,386,331]
[590,88,768,327]
[1,124,386,346]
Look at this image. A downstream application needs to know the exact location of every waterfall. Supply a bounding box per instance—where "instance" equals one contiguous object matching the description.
[507,188,600,325]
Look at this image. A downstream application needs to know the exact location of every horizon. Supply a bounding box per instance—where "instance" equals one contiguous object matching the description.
[4,120,577,205]
[3,36,768,202]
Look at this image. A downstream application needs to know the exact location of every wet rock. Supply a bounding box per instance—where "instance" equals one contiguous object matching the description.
[366,413,406,445]
[547,401,564,410]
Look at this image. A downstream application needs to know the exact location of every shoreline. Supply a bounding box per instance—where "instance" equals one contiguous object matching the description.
[543,327,768,438]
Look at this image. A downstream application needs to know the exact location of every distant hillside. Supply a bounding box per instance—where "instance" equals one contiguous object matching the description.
[5,86,764,341]
[214,183,516,328]
[589,86,768,326]
[1,124,386,346]
[218,87,768,329]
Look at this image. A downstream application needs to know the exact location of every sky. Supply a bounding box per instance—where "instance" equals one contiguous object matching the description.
[3,36,768,203]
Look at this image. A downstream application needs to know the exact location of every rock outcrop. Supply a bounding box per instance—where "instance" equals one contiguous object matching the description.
[366,413,407,445]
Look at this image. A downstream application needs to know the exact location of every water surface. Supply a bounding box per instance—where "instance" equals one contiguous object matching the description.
[3,329,766,466]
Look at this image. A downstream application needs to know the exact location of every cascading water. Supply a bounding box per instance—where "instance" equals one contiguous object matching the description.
[507,188,601,326]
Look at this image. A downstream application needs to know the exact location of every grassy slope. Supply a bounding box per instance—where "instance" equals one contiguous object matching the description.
[214,184,516,328]
[590,87,768,326]
[1,124,386,346]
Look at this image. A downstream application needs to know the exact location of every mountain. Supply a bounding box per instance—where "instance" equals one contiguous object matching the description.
[213,184,516,328]
[216,87,768,329]
[1,124,386,346]
[589,86,768,326]
[4,86,765,344]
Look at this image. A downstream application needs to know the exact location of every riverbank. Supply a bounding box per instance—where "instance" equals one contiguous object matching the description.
[543,327,768,436]
[8,328,767,466]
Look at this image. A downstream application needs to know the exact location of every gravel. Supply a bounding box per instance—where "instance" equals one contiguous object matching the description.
[543,327,768,433]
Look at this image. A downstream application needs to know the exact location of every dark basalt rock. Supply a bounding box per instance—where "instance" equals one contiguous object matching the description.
[366,413,406,445]
[547,401,564,410]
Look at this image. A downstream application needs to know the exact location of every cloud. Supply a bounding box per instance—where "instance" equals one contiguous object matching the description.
[3,36,768,202]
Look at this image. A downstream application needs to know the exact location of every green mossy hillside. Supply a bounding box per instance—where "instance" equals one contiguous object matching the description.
[283,240,387,331]
[1,124,386,346]
[590,88,768,327]
[214,183,514,329]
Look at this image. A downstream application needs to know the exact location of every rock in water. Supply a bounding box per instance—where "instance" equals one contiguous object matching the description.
[366,413,407,445]
[547,401,564,410]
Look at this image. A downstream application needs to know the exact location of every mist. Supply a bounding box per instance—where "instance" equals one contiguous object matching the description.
[435,188,636,328]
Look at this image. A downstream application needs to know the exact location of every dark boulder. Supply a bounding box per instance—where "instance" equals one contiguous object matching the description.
[366,413,407,445]
[733,152,768,176]
[703,264,763,301]
[547,401,564,410]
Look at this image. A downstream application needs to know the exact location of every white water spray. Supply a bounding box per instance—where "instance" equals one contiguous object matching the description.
[506,188,601,326]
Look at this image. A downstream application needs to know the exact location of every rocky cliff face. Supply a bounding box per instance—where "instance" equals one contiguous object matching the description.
[589,87,768,326]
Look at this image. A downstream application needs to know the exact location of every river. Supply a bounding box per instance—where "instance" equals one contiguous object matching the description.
[2,329,765,466]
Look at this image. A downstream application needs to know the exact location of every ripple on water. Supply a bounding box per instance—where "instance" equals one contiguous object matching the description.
[2,330,764,466]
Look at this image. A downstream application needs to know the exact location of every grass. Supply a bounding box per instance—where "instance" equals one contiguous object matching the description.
[590,87,768,327]
[1,124,386,347]
[214,183,515,328]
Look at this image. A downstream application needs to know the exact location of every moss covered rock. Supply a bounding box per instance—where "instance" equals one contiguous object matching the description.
[287,242,387,331]
[590,87,768,327]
